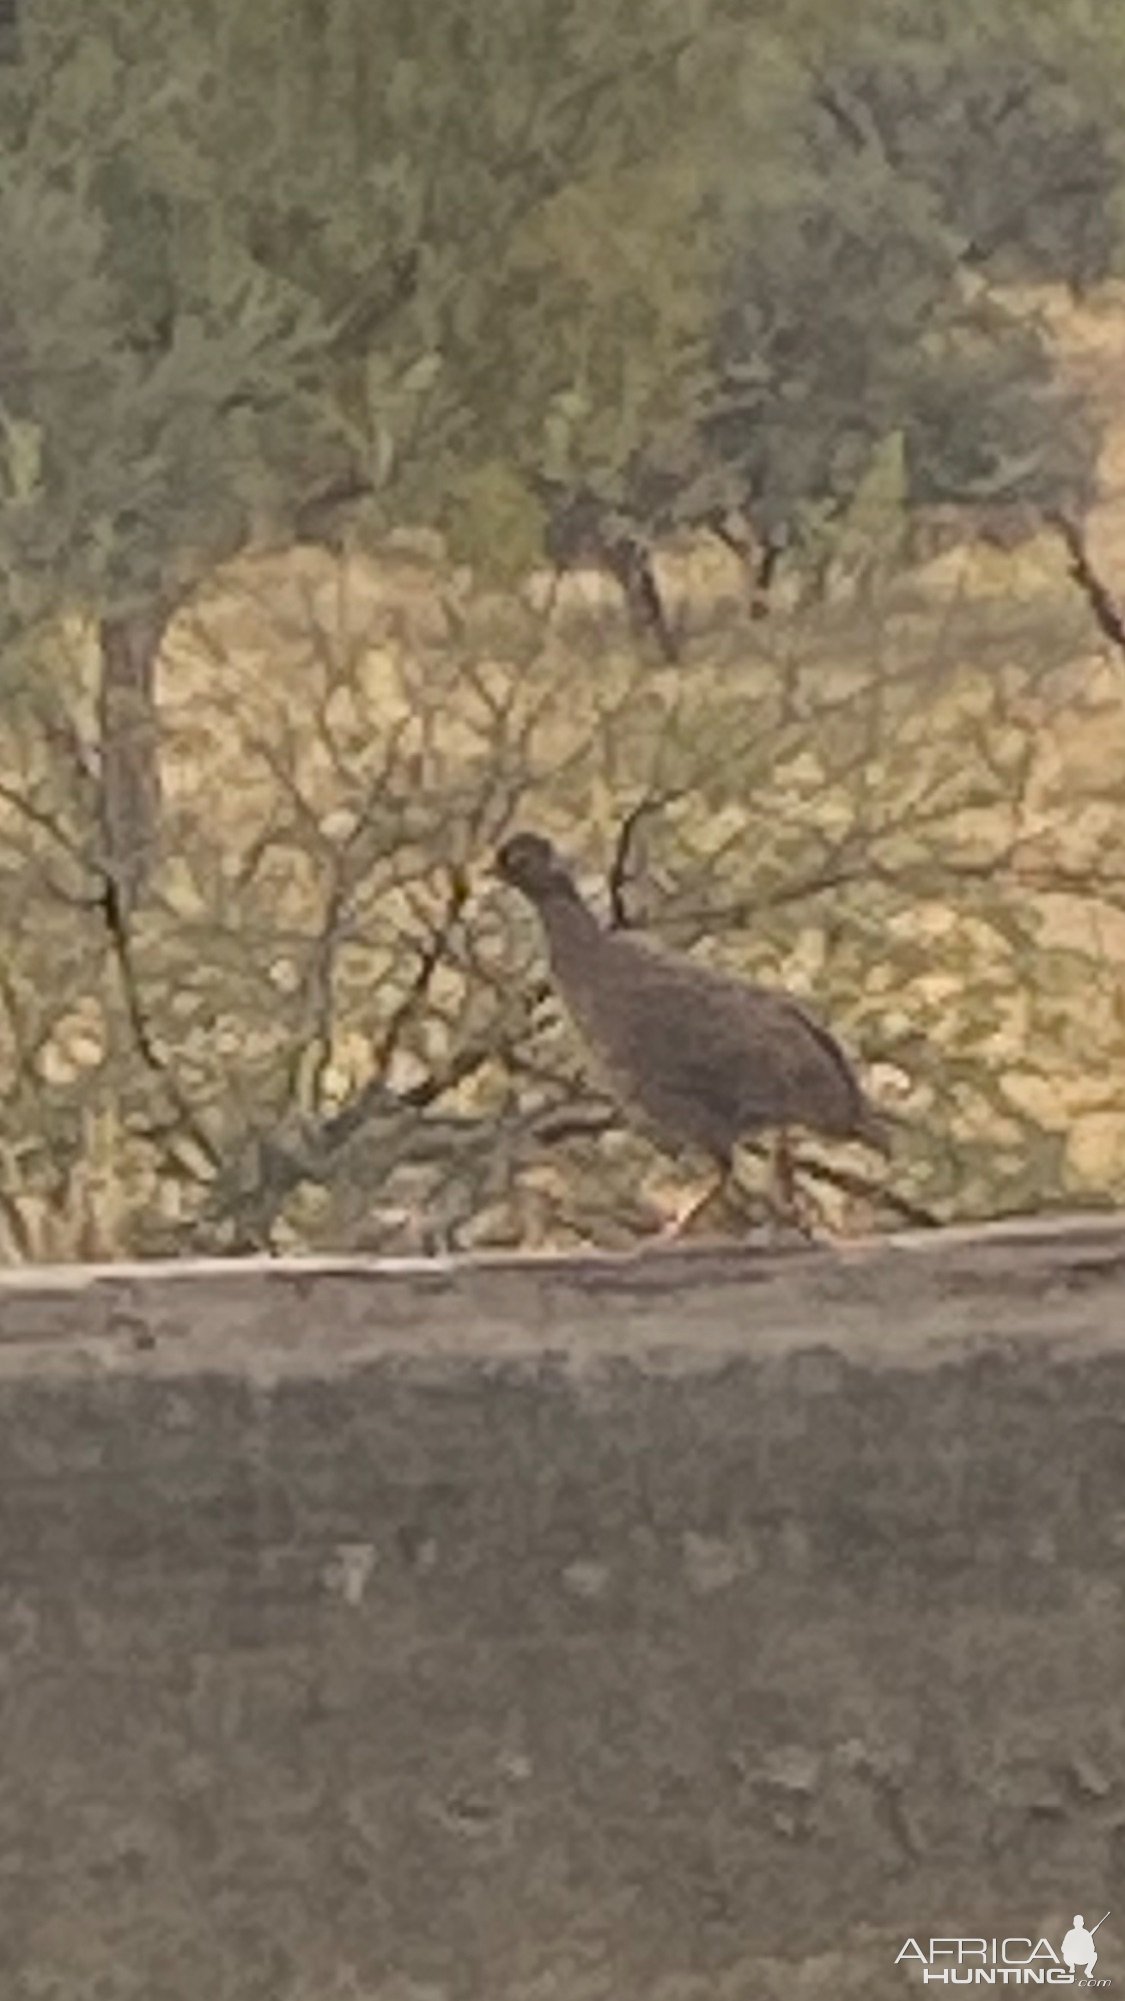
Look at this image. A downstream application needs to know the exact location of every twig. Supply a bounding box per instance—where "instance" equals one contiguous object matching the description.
[786,1149,940,1230]
[606,793,681,929]
[1048,509,1125,666]
[372,865,470,1078]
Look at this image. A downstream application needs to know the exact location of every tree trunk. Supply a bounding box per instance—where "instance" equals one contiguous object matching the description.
[97,606,168,926]
[604,535,679,663]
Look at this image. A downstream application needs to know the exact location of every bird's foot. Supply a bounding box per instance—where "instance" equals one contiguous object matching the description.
[657,1198,717,1242]
[763,1192,818,1243]
[654,1172,733,1241]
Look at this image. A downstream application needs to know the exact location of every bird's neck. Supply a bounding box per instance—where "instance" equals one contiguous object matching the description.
[534,883,603,978]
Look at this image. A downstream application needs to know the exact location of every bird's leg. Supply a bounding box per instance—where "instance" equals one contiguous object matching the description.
[772,1129,797,1211]
[658,1159,731,1240]
[767,1130,815,1239]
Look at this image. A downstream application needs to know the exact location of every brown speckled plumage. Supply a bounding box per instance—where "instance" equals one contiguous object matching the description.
[495,831,888,1189]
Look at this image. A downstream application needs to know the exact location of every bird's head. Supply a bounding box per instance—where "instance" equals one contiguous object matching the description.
[493,831,577,902]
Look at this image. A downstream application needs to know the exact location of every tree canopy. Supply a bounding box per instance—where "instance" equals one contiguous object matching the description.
[2,0,1122,613]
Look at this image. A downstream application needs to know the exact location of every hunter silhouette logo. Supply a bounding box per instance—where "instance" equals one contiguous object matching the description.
[894,1911,1112,1986]
[1063,1917,1111,1980]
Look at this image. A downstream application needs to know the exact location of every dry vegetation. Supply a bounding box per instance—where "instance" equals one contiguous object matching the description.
[4,333,1125,1261]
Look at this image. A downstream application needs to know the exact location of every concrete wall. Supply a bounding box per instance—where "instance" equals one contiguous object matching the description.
[0,1215,1122,2000]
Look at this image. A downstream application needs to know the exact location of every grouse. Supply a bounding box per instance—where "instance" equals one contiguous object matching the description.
[495,830,889,1233]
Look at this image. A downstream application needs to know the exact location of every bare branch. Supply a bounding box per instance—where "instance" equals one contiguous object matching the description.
[101,881,220,1170]
[605,793,682,929]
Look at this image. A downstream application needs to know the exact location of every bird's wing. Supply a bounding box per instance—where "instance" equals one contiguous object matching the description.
[595,938,865,1134]
[764,990,870,1121]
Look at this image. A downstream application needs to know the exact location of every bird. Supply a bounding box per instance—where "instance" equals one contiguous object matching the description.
[493,829,890,1236]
